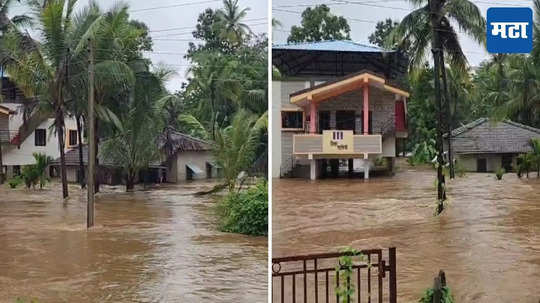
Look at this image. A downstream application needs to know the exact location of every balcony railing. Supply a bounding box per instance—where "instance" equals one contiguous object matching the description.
[0,130,20,144]
[293,130,382,156]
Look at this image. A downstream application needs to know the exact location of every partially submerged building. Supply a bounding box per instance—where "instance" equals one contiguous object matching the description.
[158,127,220,182]
[0,76,79,178]
[446,118,540,172]
[272,40,409,180]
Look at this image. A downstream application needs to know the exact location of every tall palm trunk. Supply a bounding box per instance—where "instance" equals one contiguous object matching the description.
[0,65,4,184]
[430,0,446,213]
[76,114,85,188]
[210,84,216,140]
[0,142,4,184]
[440,54,454,179]
[94,119,99,193]
[56,108,68,198]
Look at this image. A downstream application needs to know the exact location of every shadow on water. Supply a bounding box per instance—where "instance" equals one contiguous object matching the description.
[273,165,540,303]
[0,181,267,302]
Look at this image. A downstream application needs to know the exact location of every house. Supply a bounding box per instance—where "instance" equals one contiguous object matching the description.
[272,40,410,180]
[157,127,220,182]
[49,144,165,185]
[0,76,80,178]
[446,118,540,172]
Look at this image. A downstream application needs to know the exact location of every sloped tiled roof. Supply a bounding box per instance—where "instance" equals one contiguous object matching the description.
[447,118,540,154]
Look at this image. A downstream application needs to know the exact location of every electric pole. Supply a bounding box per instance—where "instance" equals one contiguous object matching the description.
[87,38,95,228]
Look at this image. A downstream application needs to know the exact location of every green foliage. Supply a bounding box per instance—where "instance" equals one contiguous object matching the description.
[7,176,22,189]
[418,286,455,303]
[454,161,466,178]
[20,153,52,189]
[495,167,505,180]
[374,157,387,167]
[369,19,399,48]
[334,247,369,302]
[217,179,268,236]
[287,5,350,43]
[214,110,267,191]
[408,139,437,165]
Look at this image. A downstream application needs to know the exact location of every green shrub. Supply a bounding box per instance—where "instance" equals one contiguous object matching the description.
[8,176,23,189]
[418,286,455,303]
[454,161,466,177]
[217,179,268,236]
[495,167,505,180]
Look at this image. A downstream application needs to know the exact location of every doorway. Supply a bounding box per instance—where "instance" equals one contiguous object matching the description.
[477,158,487,172]
[336,110,355,131]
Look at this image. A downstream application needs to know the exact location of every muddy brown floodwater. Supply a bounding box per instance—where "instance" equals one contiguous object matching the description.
[0,181,267,302]
[273,165,540,303]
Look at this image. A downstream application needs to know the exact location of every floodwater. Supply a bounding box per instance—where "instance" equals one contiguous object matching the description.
[273,164,540,303]
[0,181,267,302]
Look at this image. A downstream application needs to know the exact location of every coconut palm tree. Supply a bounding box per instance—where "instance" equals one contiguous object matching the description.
[187,51,241,139]
[529,138,540,178]
[213,110,267,191]
[216,0,251,46]
[1,0,110,198]
[389,0,485,207]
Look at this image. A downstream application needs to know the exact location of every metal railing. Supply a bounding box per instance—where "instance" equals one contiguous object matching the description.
[272,248,397,303]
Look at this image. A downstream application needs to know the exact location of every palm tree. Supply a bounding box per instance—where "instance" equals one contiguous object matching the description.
[1,0,108,198]
[389,0,485,208]
[213,110,266,191]
[216,0,251,46]
[187,51,241,139]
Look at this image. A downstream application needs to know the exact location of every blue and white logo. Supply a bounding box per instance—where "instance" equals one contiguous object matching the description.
[487,7,532,54]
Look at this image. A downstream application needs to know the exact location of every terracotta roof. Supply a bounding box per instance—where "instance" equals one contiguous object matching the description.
[157,127,211,158]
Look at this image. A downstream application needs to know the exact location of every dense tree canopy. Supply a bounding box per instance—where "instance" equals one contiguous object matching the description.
[287,5,351,43]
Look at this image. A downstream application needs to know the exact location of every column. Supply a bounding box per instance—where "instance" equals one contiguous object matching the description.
[309,96,317,133]
[363,82,369,135]
[310,159,317,180]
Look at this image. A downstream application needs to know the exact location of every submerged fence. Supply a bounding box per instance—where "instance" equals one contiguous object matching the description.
[272,248,397,303]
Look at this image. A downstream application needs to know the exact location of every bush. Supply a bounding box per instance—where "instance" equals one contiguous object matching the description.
[495,167,505,180]
[217,179,268,236]
[8,176,23,189]
[418,286,455,303]
[454,161,466,177]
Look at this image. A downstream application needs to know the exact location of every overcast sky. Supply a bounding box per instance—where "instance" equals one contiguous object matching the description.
[272,0,533,68]
[9,0,268,92]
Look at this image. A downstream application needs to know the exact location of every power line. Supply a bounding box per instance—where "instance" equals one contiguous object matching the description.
[130,0,222,13]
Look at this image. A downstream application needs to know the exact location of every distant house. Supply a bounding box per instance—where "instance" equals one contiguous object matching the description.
[158,127,220,182]
[49,144,166,185]
[445,118,540,172]
[0,76,80,178]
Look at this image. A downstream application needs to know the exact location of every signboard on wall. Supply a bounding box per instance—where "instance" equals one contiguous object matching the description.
[322,130,353,154]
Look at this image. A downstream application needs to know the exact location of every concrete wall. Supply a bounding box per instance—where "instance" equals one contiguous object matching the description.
[173,150,214,183]
[2,116,78,167]
[455,153,515,172]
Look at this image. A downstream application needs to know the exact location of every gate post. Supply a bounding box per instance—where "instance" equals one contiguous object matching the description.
[389,247,397,303]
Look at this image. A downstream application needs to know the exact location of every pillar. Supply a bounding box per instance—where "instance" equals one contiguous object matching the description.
[363,82,369,135]
[363,154,370,180]
[310,159,317,180]
[309,97,317,134]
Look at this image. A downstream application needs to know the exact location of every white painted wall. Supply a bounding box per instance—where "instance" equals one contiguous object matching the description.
[1,104,78,167]
[174,150,214,182]
[271,80,282,178]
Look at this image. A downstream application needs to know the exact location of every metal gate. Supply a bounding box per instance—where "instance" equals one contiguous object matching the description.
[272,247,397,303]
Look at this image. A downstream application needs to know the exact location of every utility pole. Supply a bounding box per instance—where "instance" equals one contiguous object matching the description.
[440,54,455,179]
[87,38,95,228]
[429,0,446,214]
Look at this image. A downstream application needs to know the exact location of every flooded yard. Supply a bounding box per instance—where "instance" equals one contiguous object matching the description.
[273,165,540,302]
[0,181,267,302]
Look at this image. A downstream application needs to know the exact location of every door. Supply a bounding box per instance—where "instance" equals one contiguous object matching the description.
[477,158,487,172]
[336,111,355,131]
[501,154,513,172]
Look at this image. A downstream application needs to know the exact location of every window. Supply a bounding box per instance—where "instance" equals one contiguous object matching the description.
[13,165,20,176]
[35,129,46,146]
[69,129,78,146]
[282,111,303,130]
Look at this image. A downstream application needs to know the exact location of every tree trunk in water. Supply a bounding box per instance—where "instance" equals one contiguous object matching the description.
[429,0,446,213]
[94,119,100,193]
[57,110,69,198]
[126,174,135,192]
[440,54,454,179]
[76,115,86,188]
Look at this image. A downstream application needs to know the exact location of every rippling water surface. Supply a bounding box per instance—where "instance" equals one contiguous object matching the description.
[273,164,540,302]
[0,181,267,302]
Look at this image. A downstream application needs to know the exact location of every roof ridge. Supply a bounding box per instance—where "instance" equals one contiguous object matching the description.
[272,39,390,51]
[502,119,540,134]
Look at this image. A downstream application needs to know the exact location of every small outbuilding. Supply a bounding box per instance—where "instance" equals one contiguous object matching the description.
[158,127,220,182]
[445,118,540,172]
